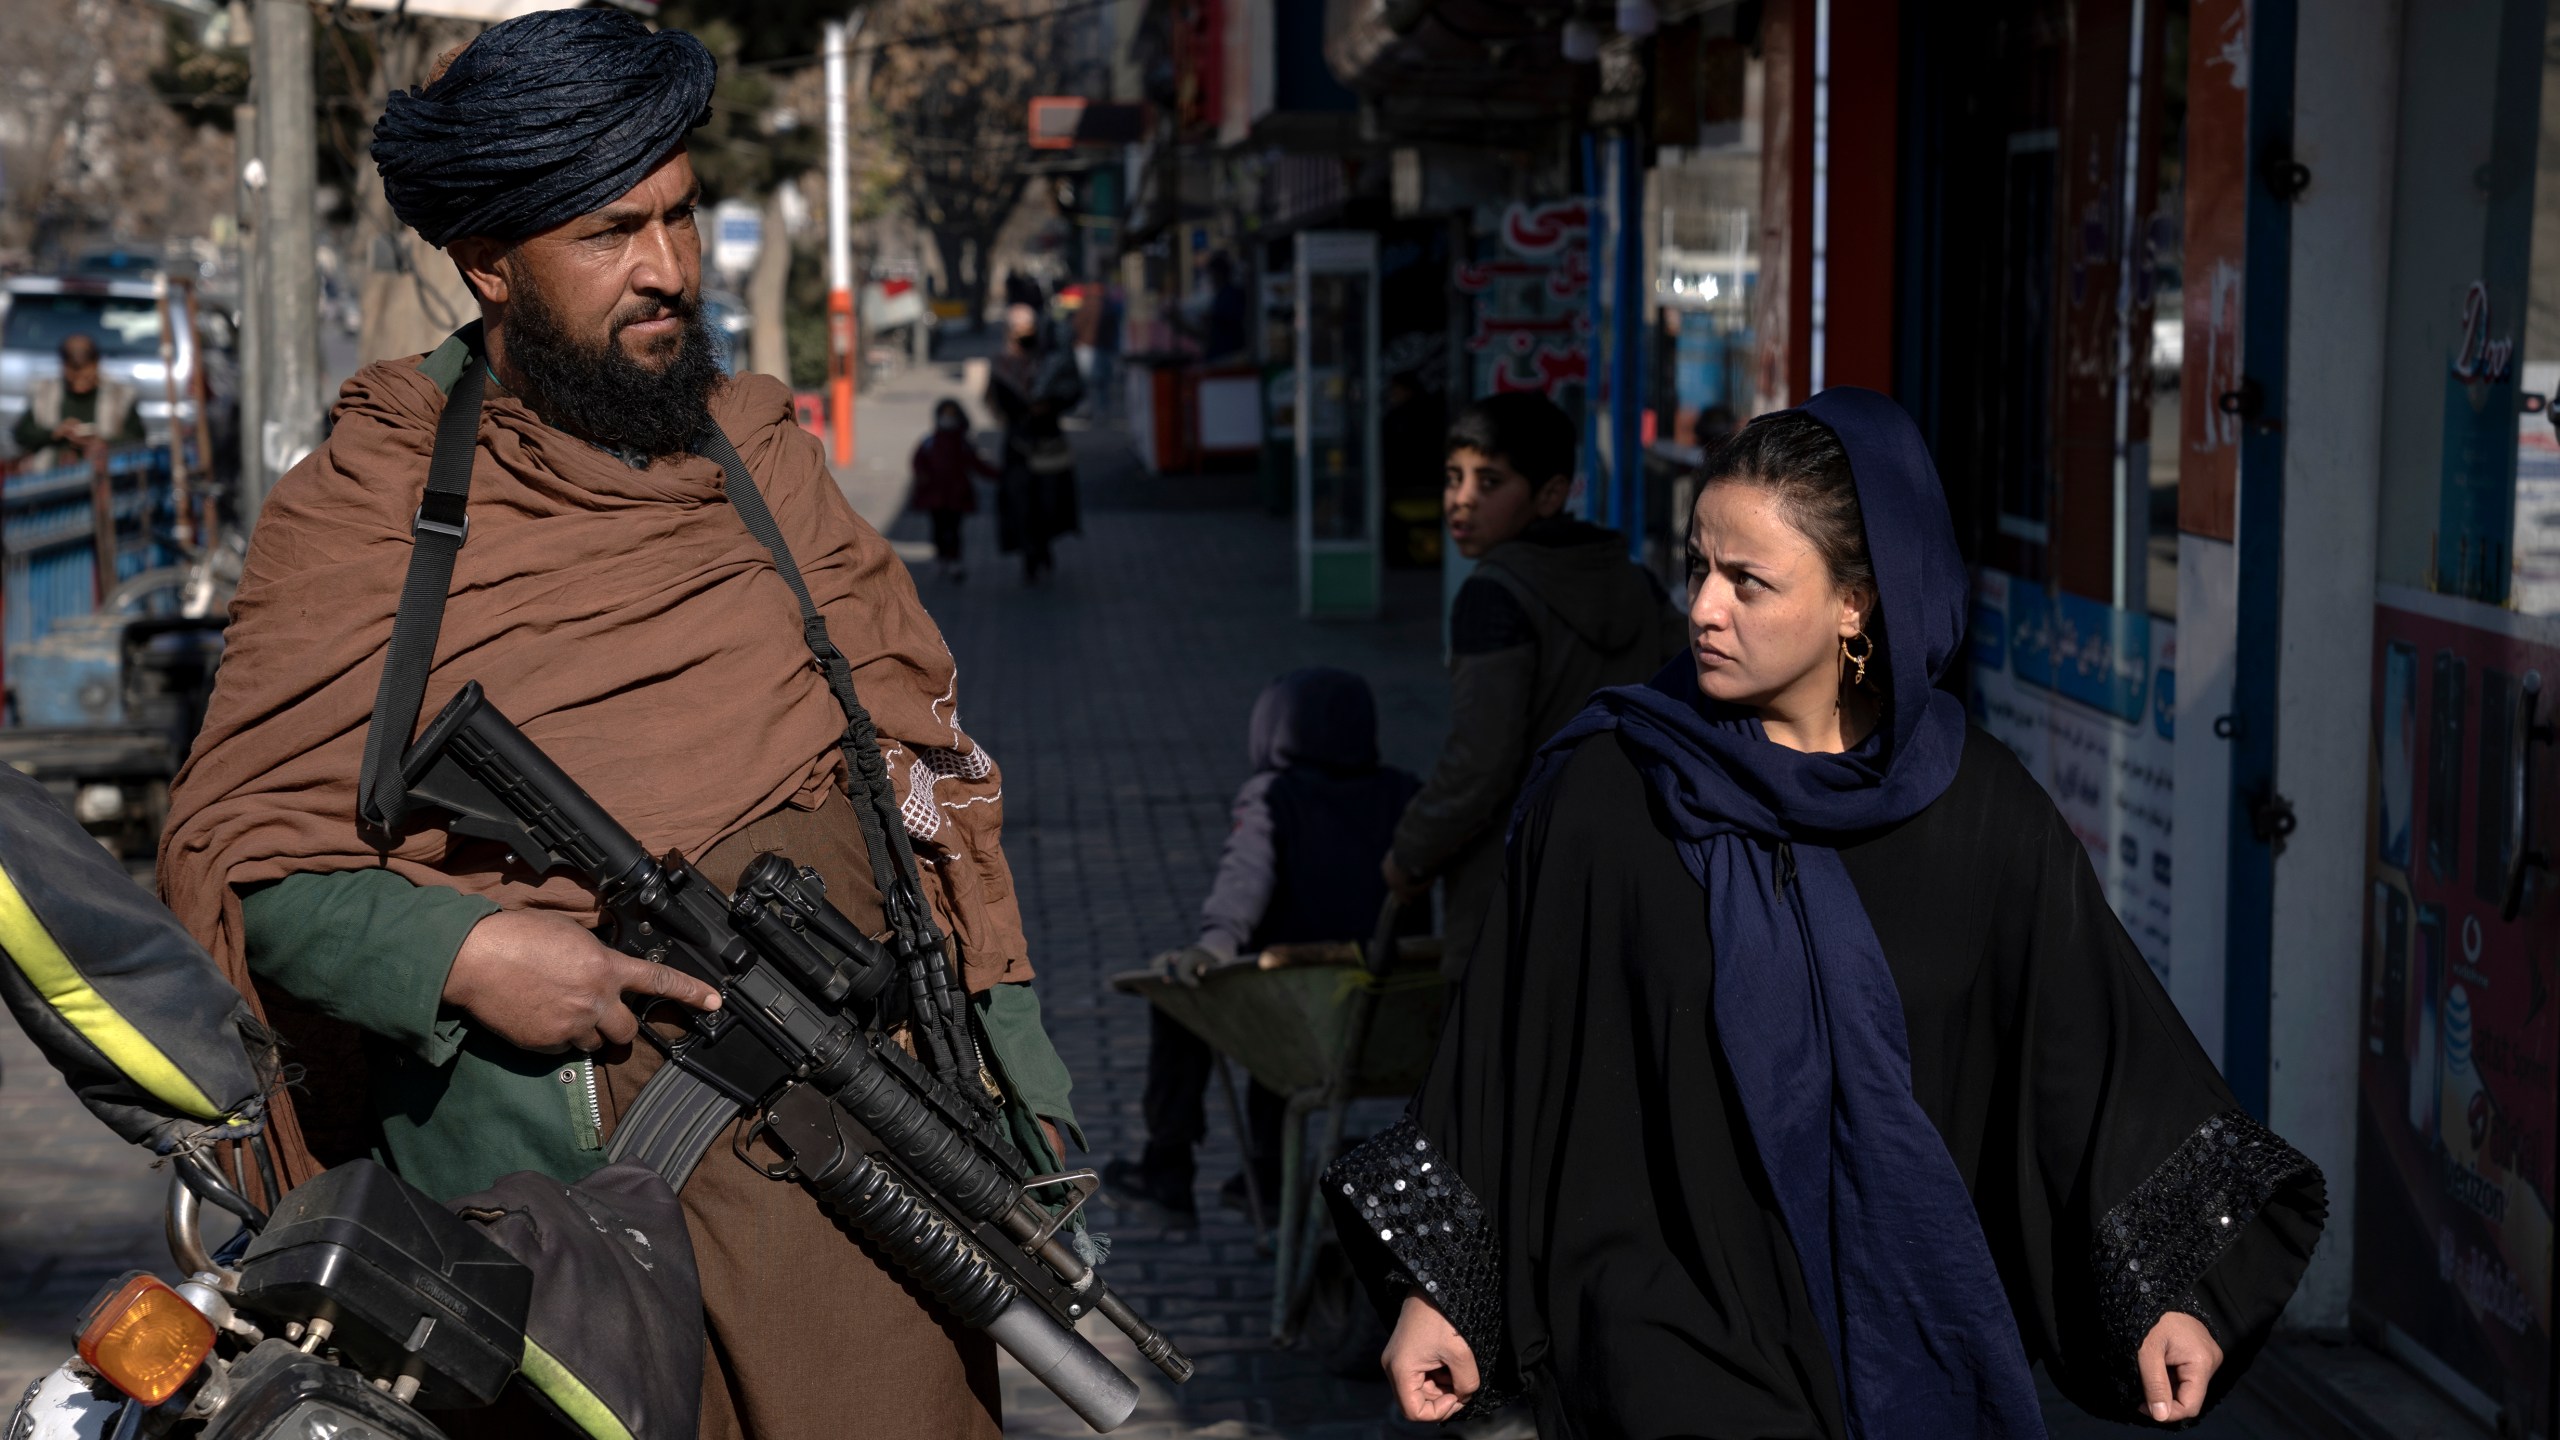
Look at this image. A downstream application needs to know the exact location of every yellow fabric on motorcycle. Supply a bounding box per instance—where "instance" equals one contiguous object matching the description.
[517,1339,633,1440]
[456,1162,701,1440]
[0,766,266,1151]
[0,852,218,1121]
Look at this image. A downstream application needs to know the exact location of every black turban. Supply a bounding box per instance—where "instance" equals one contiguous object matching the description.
[371,8,715,249]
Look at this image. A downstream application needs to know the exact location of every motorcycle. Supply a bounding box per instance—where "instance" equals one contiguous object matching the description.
[10,1144,541,1440]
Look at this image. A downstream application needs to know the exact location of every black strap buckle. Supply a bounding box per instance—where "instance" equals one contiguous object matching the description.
[414,491,470,542]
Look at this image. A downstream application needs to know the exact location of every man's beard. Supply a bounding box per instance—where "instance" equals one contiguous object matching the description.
[500,272,720,459]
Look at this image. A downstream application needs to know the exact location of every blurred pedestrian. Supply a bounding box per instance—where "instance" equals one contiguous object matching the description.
[1095,281,1125,416]
[987,302,1083,582]
[13,332,143,470]
[1179,252,1250,361]
[910,398,996,583]
[1108,668,1422,1221]
[1384,392,1687,981]
[1069,283,1111,419]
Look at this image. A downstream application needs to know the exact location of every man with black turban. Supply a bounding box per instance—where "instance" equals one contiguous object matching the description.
[162,11,1079,1438]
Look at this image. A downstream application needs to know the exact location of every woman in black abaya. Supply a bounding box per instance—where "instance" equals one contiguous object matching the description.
[1327,389,2323,1439]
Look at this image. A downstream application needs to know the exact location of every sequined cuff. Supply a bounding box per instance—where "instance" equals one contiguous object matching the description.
[1324,1119,1506,1400]
[2092,1110,2314,1381]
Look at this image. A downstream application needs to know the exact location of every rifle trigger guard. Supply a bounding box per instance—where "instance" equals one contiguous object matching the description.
[734,1107,800,1183]
[1021,1169,1100,1251]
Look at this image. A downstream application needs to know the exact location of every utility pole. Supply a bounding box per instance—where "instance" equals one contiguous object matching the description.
[822,18,859,468]
[234,101,265,519]
[249,0,322,523]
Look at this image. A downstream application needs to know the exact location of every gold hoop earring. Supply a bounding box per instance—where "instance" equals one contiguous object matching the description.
[1842,632,1873,688]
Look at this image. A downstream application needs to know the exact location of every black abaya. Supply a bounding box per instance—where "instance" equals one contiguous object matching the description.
[1330,727,2323,1439]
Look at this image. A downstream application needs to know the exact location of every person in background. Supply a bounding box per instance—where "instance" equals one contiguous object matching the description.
[910,397,996,583]
[1095,281,1126,416]
[1384,392,1687,981]
[1199,252,1249,361]
[1107,668,1421,1221]
[987,302,1083,582]
[13,332,144,470]
[1067,284,1102,419]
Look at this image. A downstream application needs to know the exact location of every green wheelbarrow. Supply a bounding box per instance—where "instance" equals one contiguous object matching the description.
[1109,902,1446,1345]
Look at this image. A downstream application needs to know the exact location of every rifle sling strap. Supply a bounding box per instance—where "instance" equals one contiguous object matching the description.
[357,323,486,836]
[690,427,945,963]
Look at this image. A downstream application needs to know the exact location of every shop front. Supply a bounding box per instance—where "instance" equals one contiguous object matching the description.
[2351,3,2560,1426]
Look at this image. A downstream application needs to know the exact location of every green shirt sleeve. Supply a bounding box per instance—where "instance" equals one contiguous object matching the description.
[241,869,498,1067]
[118,401,146,445]
[975,981,1083,1153]
[10,405,51,456]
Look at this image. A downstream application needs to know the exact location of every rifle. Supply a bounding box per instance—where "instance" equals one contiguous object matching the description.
[397,680,1190,1432]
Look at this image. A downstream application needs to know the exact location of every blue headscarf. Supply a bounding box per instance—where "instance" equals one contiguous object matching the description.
[1523,387,2044,1438]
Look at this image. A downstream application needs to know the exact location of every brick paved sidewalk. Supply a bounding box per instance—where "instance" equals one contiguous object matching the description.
[0,1020,177,1397]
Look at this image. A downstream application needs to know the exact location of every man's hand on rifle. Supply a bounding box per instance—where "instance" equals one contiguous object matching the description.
[445,909,722,1053]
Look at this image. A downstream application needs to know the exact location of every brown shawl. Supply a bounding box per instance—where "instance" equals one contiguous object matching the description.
[160,351,1030,1181]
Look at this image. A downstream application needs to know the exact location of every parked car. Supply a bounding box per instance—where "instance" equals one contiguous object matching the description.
[702,285,750,375]
[0,274,237,464]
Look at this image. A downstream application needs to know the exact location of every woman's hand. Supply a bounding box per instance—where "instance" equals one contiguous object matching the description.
[2136,1311,2222,1423]
[1382,1293,1479,1423]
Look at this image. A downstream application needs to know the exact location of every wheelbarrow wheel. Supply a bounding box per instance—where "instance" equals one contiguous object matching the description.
[1298,1237,1390,1381]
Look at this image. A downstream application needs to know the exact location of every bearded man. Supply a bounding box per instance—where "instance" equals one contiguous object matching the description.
[159,12,1078,1437]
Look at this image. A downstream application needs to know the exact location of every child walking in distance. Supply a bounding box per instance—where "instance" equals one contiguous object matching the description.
[1108,668,1422,1220]
[1384,392,1687,981]
[911,398,996,582]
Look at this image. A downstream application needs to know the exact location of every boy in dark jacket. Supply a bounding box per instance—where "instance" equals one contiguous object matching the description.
[1108,667,1421,1220]
[1383,393,1688,980]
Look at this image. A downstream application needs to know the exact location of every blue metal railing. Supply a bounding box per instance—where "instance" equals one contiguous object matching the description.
[2,445,184,657]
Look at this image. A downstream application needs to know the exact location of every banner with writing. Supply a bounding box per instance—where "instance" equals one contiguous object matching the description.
[1968,570,2175,983]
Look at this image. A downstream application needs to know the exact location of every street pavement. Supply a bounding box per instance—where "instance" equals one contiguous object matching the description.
[0,349,2487,1439]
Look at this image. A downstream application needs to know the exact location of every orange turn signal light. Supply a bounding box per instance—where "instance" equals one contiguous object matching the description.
[76,1272,215,1406]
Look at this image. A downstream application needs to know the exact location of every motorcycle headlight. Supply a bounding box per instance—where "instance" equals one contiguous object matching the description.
[258,1399,407,1440]
[211,1342,447,1440]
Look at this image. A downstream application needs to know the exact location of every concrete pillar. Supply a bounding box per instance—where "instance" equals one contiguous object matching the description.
[2267,0,2403,1328]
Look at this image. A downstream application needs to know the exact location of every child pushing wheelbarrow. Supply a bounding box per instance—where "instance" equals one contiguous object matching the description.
[1103,668,1444,1346]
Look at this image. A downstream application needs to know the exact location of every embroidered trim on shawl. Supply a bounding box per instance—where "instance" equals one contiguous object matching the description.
[1326,1118,1510,1412]
[2091,1109,2314,1394]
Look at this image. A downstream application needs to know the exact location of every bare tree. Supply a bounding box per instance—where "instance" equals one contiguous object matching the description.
[0,0,238,262]
[868,0,1055,328]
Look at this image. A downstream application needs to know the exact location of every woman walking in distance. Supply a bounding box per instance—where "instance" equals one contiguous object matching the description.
[986,304,1082,583]
[1329,389,2325,1438]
